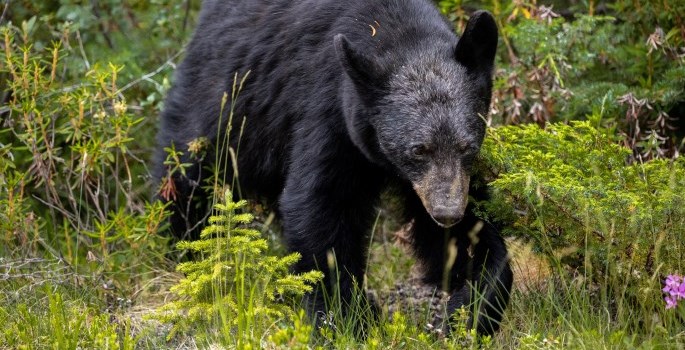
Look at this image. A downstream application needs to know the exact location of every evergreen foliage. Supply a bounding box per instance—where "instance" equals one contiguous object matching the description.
[479,119,685,303]
[157,190,323,347]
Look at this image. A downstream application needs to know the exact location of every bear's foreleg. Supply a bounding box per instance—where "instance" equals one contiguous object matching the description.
[445,220,513,335]
[279,143,382,330]
[409,199,512,335]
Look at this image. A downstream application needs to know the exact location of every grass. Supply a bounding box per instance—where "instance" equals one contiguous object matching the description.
[0,280,135,349]
[1,220,684,349]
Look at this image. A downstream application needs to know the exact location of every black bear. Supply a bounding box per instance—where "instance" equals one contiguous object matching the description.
[155,0,513,335]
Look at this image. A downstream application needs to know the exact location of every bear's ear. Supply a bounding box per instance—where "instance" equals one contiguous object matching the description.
[334,34,384,87]
[455,10,498,73]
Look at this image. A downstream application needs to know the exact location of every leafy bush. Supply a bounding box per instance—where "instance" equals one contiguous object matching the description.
[157,190,323,347]
[0,13,170,293]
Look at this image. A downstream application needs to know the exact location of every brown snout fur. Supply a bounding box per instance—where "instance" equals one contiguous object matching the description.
[412,165,469,228]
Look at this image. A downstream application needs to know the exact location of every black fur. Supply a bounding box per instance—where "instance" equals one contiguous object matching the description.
[155,0,512,335]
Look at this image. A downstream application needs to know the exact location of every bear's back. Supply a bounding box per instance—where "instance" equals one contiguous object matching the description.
[157,0,458,201]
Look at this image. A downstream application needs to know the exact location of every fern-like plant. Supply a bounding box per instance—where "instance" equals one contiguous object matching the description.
[158,190,323,348]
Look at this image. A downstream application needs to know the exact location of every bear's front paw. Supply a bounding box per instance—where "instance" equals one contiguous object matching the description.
[445,282,508,336]
[445,284,474,332]
[302,288,380,338]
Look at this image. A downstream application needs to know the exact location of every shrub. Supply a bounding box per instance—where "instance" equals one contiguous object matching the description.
[0,16,169,292]
[478,119,685,309]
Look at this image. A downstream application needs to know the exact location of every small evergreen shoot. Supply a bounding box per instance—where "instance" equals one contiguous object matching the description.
[157,190,323,347]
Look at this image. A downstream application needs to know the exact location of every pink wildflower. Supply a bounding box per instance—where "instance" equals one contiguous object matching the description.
[665,295,678,309]
[663,274,685,309]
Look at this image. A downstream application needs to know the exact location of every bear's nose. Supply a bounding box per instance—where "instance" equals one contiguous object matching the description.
[430,205,463,228]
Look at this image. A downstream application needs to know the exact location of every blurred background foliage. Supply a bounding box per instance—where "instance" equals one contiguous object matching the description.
[441,0,685,160]
[0,0,684,347]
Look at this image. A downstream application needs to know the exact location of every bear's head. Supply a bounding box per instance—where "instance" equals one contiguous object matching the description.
[335,11,498,228]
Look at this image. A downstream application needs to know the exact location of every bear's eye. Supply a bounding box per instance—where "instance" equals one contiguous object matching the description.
[410,144,432,158]
[462,147,480,167]
[462,153,477,167]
